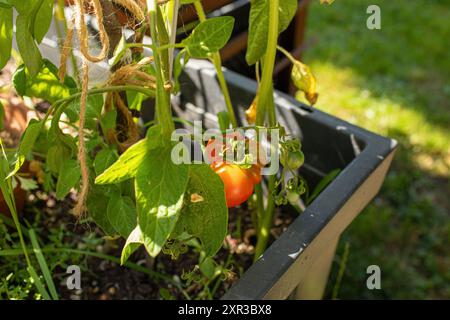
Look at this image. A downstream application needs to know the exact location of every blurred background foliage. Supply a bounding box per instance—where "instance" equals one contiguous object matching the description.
[298,0,449,299]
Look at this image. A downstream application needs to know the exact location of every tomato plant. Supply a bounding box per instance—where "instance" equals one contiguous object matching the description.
[0,0,330,298]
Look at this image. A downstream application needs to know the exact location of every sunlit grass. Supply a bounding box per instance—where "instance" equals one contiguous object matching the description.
[302,0,450,299]
[298,62,450,173]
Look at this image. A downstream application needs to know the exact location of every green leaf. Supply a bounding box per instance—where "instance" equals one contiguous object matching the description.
[307,169,341,205]
[12,0,37,15]
[120,225,143,265]
[66,94,104,128]
[180,0,198,4]
[9,119,43,178]
[33,0,54,43]
[199,256,216,279]
[100,109,117,132]
[95,126,163,185]
[13,60,70,103]
[246,0,297,65]
[55,159,80,200]
[217,111,230,131]
[173,49,190,93]
[57,132,77,156]
[108,35,128,67]
[27,265,51,300]
[94,148,118,176]
[107,196,137,238]
[0,100,4,130]
[246,0,268,65]
[15,14,42,77]
[16,176,38,191]
[0,7,13,69]
[87,185,119,236]
[182,16,235,58]
[29,228,59,300]
[278,0,298,33]
[46,140,72,175]
[46,129,77,165]
[136,146,189,257]
[126,91,145,111]
[12,65,27,96]
[172,164,227,257]
[0,0,12,9]
[159,288,175,300]
[95,139,148,184]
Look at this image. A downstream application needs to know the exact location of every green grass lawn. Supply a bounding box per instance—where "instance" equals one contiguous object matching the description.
[301,0,450,299]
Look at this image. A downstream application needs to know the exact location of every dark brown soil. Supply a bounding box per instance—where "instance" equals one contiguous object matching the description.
[19,189,297,300]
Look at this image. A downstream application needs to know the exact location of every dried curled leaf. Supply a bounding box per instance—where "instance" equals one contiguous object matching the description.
[245,96,258,124]
[291,60,318,105]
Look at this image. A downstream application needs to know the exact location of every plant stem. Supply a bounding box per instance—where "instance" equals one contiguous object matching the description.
[53,85,155,112]
[255,0,279,127]
[254,0,279,261]
[6,192,32,267]
[212,55,238,128]
[276,45,297,64]
[148,1,175,138]
[156,43,184,52]
[254,174,276,260]
[166,0,180,76]
[156,5,171,82]
[193,1,238,128]
[255,183,264,227]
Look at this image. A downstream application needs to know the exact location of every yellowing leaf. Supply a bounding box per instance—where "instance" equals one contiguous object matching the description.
[320,0,335,4]
[245,96,258,124]
[291,60,318,105]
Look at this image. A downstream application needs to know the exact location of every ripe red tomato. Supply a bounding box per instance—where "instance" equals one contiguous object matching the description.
[246,164,262,185]
[213,163,255,208]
